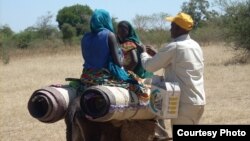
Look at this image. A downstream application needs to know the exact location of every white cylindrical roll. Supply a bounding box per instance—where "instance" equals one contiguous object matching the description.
[27,85,77,123]
[80,85,156,122]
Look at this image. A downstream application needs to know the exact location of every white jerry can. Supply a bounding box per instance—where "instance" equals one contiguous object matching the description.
[148,78,181,119]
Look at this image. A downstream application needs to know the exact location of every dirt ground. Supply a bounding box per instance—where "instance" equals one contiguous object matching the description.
[0,44,250,140]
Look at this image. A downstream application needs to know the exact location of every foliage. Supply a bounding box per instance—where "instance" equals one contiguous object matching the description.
[2,2,249,64]
[132,12,170,48]
[138,29,171,49]
[190,17,225,45]
[0,34,10,64]
[219,0,250,51]
[56,4,93,36]
[36,12,60,40]
[29,38,64,49]
[0,25,14,38]
[132,12,169,31]
[7,12,60,49]
[181,0,218,28]
[133,15,151,31]
[13,28,38,48]
[0,25,14,64]
[61,23,76,45]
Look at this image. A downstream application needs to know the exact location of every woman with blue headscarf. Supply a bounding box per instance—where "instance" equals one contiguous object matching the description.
[76,9,123,141]
[82,9,120,70]
[81,9,136,86]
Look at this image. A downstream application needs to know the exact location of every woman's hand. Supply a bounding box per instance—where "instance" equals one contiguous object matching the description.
[145,45,157,56]
[136,44,147,53]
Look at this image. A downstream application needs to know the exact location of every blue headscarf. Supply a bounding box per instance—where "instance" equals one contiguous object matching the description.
[90,9,114,33]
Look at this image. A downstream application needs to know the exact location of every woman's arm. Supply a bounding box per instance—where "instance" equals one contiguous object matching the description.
[108,32,123,67]
[124,49,138,71]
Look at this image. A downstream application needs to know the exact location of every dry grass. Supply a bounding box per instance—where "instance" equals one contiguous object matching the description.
[201,44,250,124]
[0,44,250,140]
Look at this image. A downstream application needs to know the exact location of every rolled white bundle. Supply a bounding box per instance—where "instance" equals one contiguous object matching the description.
[80,85,156,122]
[27,85,77,123]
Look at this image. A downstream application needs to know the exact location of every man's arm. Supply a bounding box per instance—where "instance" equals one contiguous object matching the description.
[140,43,176,72]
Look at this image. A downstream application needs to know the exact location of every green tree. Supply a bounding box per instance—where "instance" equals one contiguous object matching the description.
[56,4,93,36]
[181,0,218,28]
[0,25,13,64]
[61,23,76,45]
[13,27,38,48]
[219,0,250,51]
[0,25,14,38]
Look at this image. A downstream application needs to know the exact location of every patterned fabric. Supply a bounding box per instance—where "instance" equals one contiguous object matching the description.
[120,40,153,79]
[121,41,137,52]
[80,69,150,102]
[80,68,125,87]
[121,41,137,67]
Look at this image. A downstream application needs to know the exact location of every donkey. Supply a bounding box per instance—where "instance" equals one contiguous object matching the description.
[64,96,121,141]
[64,97,171,141]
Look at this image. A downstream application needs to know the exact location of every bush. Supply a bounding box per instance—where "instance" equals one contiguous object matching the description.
[190,19,225,46]
[0,35,10,64]
[222,0,250,51]
[61,23,76,46]
[28,38,64,49]
[13,28,39,49]
[0,34,16,64]
[137,29,170,49]
[0,25,14,64]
